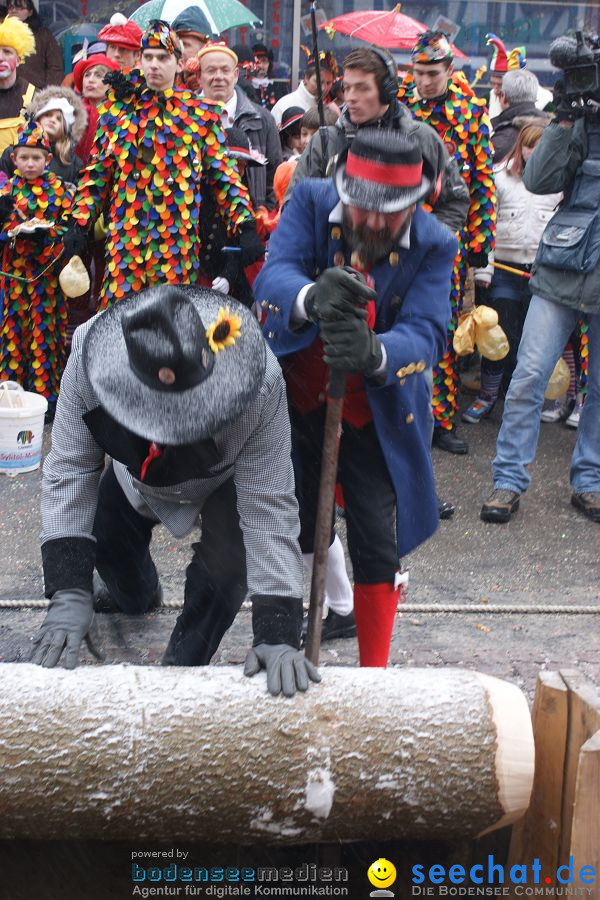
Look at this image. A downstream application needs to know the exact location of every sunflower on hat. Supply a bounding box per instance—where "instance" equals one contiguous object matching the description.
[206,306,242,353]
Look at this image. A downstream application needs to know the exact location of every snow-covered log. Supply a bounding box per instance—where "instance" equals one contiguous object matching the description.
[1,664,534,843]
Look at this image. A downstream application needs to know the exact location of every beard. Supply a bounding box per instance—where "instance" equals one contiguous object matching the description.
[342,208,411,267]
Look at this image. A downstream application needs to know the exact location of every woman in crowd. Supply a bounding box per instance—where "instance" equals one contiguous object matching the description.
[463,118,562,423]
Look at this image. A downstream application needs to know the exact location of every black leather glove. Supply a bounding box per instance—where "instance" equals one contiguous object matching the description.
[244,643,321,697]
[62,222,87,259]
[30,589,104,669]
[304,266,374,324]
[0,193,15,223]
[237,220,264,267]
[467,249,488,268]
[321,315,383,376]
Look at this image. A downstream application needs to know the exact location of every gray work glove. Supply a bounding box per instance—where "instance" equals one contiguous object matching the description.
[244,643,321,697]
[30,589,104,669]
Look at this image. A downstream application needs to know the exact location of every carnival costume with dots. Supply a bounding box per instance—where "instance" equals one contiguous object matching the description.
[0,123,74,409]
[71,68,253,308]
[398,70,496,430]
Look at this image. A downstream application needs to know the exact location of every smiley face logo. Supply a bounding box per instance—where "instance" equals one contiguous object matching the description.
[368,858,397,890]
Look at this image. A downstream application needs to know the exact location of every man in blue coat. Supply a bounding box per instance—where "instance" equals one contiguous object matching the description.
[255,129,457,667]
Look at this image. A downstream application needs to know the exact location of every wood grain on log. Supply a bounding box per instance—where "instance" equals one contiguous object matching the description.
[1,665,534,844]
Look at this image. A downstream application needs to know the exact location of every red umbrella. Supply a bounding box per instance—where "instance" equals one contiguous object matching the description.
[319,4,468,59]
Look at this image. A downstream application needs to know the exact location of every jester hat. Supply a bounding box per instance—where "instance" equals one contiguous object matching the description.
[412,30,453,64]
[486,34,526,73]
[141,20,183,58]
[16,119,51,152]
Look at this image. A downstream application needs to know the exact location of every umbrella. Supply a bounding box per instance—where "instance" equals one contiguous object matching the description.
[130,0,260,34]
[319,4,468,59]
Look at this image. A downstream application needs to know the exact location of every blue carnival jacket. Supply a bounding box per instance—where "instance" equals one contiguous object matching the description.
[255,178,457,557]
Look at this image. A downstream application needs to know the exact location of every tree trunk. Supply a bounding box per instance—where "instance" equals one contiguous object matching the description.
[1,664,534,843]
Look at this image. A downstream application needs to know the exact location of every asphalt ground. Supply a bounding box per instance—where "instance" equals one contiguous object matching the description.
[1,391,598,698]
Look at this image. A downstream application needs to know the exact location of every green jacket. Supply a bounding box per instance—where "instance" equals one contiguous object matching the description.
[524,118,600,314]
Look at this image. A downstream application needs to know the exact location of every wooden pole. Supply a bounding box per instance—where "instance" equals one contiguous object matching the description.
[304,369,345,666]
[0,665,534,844]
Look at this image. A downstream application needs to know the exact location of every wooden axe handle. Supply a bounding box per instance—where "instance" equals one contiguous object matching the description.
[304,368,346,666]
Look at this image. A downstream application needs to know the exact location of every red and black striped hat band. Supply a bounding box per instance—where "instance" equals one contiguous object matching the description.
[279,113,304,130]
[345,151,423,188]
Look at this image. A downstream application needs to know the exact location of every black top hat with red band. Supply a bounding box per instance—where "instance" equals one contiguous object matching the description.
[334,129,433,213]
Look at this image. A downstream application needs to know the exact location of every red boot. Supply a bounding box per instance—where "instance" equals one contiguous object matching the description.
[353,581,400,668]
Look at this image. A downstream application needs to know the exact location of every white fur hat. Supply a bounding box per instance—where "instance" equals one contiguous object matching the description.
[35,96,76,133]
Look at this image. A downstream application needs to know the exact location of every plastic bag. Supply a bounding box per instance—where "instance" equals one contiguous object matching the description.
[59,255,90,299]
[453,310,476,356]
[544,357,570,399]
[476,323,509,361]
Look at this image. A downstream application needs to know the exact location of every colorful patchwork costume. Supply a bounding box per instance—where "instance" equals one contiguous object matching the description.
[0,121,73,411]
[399,32,496,436]
[69,21,253,309]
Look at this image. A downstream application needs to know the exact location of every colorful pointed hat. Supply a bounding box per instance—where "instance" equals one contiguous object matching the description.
[486,34,526,72]
[16,119,51,152]
[486,34,508,72]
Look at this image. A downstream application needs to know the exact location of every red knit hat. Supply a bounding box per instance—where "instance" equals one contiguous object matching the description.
[72,54,120,93]
[98,14,143,51]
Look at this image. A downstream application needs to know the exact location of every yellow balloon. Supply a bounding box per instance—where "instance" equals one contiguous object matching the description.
[368,858,397,889]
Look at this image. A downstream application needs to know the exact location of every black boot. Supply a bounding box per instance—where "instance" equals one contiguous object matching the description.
[301,609,357,644]
[432,424,468,454]
[438,497,455,519]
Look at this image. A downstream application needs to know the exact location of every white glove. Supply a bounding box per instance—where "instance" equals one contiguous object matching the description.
[211,276,230,294]
[473,270,492,287]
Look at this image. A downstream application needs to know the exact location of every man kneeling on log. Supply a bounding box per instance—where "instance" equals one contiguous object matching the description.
[255,130,457,667]
[30,285,320,697]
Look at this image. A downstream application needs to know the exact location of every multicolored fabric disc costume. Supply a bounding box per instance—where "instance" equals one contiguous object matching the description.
[0,121,74,409]
[70,21,253,308]
[399,34,496,431]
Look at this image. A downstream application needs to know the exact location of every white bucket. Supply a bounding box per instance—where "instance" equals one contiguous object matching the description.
[0,382,48,476]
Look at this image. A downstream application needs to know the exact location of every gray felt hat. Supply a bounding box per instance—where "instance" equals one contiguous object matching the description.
[334,128,433,213]
[82,284,266,445]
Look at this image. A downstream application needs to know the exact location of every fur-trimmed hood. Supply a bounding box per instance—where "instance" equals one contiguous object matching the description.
[26,85,88,145]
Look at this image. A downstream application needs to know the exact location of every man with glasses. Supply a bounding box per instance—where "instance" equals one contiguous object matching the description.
[197,42,282,209]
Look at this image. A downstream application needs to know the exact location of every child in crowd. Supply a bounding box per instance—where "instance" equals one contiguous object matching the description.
[278,106,303,160]
[299,106,338,153]
[0,121,74,421]
[0,86,86,183]
[463,119,562,423]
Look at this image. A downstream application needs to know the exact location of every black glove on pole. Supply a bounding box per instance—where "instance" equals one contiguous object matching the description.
[237,220,264,267]
[304,267,374,323]
[321,316,383,376]
[62,222,87,259]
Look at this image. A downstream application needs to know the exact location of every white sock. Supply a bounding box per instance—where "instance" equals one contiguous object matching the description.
[302,534,354,616]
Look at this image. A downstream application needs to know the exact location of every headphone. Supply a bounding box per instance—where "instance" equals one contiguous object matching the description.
[368,46,399,106]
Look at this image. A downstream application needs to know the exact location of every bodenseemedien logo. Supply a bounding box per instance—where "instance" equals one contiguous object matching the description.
[368,858,397,897]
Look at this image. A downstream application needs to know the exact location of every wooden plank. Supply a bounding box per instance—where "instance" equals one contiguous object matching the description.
[508,671,568,888]
[570,731,600,892]
[558,670,600,869]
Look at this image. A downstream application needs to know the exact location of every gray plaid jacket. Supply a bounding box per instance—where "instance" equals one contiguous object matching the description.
[40,319,303,612]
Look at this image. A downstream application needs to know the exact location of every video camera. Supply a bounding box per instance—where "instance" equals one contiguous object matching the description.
[550,31,600,114]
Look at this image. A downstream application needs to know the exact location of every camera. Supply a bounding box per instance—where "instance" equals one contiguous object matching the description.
[550,31,600,113]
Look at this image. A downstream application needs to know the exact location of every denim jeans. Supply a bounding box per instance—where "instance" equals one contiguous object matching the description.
[493,294,600,494]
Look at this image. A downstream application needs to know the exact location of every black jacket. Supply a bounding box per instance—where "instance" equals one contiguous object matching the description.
[287,99,470,234]
[232,86,282,210]
[491,101,548,164]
